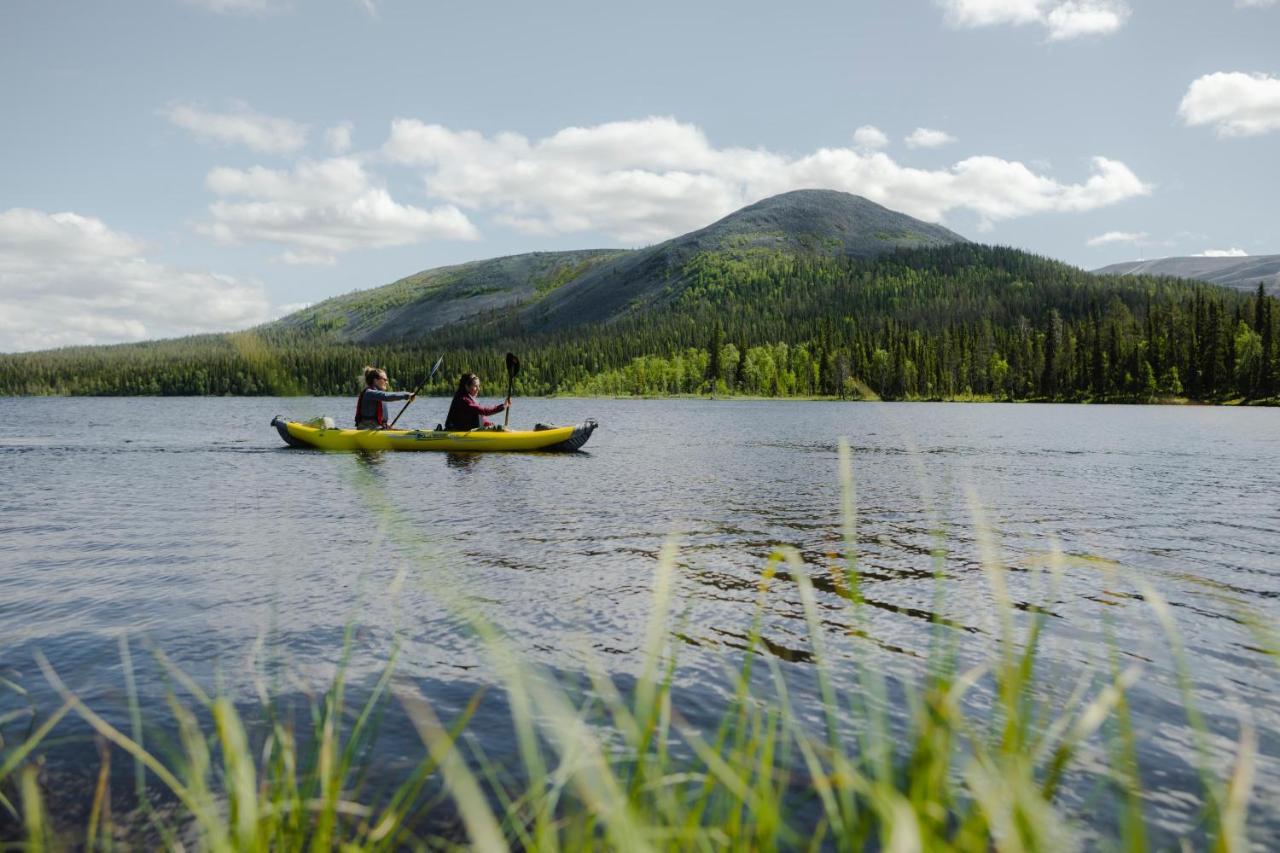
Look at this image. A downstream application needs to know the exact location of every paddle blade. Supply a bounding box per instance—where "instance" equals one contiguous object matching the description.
[429,355,444,379]
[506,352,520,378]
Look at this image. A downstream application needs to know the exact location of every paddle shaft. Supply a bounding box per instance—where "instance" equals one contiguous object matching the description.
[388,356,443,429]
[503,374,513,427]
[503,352,519,428]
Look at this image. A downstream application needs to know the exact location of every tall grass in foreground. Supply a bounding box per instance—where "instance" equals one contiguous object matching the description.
[1,439,1264,850]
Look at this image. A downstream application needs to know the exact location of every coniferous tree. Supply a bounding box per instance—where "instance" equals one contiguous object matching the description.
[707,323,723,388]
[1090,310,1105,399]
[1257,283,1276,396]
[1041,309,1062,398]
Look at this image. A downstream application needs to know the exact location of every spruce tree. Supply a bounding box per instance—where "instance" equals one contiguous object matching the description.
[707,323,723,387]
[1261,286,1276,397]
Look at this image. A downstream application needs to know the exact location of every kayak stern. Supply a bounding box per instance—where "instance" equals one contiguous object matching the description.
[543,418,598,452]
[271,415,311,449]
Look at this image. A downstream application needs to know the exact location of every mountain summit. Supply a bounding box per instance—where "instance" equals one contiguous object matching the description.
[280,190,969,343]
[525,189,967,331]
[684,189,967,257]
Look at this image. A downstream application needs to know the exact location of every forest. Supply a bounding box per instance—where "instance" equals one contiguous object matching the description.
[1,245,1275,404]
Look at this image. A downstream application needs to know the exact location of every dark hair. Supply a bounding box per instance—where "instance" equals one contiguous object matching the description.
[456,373,479,395]
[363,366,386,387]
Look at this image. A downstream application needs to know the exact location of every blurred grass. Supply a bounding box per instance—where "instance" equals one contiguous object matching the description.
[0,439,1262,851]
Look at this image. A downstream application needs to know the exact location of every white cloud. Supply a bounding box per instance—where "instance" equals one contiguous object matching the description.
[325,121,354,154]
[272,301,313,318]
[185,0,378,12]
[382,117,1151,243]
[937,0,1131,40]
[1236,0,1277,7]
[281,250,338,266]
[1178,72,1280,137]
[0,209,270,352]
[165,101,307,154]
[1043,1,1129,39]
[202,156,480,263]
[905,127,957,149]
[185,0,375,12]
[852,125,890,151]
[1193,248,1249,257]
[183,0,291,13]
[1087,230,1146,246]
[940,0,1043,26]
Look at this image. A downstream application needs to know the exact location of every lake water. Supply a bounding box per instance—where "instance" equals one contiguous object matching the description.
[1,397,1278,844]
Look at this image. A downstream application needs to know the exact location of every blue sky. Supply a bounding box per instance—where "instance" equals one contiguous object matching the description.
[1,0,1277,351]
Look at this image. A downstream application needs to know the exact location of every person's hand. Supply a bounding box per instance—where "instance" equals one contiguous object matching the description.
[409,393,417,402]
[504,396,512,408]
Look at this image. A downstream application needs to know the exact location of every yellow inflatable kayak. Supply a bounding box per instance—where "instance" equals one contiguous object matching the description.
[271,416,597,452]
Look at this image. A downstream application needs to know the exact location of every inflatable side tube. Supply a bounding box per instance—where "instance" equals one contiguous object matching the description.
[270,416,309,449]
[547,418,598,452]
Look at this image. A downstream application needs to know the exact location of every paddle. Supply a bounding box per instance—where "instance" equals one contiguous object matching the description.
[388,355,444,429]
[503,352,519,428]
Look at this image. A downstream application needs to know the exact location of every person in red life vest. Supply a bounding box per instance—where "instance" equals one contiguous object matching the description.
[445,372,510,430]
[354,366,415,429]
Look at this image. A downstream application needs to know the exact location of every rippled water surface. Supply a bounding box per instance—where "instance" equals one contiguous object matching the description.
[2,397,1278,842]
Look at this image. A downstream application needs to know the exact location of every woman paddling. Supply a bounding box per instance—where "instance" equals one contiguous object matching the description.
[355,366,415,429]
[445,372,510,430]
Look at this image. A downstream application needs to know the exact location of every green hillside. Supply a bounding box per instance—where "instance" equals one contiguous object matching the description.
[268,189,968,344]
[274,249,627,343]
[1,192,1276,403]
[510,189,968,333]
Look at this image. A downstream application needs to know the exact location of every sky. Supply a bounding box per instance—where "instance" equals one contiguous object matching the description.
[1,0,1278,352]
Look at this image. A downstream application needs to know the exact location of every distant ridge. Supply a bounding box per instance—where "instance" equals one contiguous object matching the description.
[1093,254,1280,294]
[276,189,970,343]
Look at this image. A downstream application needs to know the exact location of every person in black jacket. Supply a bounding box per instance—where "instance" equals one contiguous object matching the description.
[445,373,509,430]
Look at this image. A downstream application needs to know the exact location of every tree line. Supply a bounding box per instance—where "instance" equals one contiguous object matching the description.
[1,244,1275,403]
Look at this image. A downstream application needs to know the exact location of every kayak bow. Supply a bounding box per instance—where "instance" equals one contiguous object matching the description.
[271,416,597,452]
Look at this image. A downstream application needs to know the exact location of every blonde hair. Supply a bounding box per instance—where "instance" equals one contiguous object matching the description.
[363,366,386,387]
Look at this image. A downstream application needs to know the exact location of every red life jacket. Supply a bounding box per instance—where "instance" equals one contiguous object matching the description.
[354,389,386,427]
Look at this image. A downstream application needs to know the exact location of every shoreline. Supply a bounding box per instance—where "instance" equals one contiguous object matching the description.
[5,392,1278,406]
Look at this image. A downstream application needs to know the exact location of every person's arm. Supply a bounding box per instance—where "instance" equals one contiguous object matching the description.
[476,399,506,416]
[368,388,413,402]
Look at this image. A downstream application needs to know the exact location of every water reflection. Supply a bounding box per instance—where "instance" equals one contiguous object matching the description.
[446,452,482,471]
[355,450,387,468]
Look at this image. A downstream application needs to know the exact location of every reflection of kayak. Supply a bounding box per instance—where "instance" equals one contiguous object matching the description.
[271,416,597,452]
